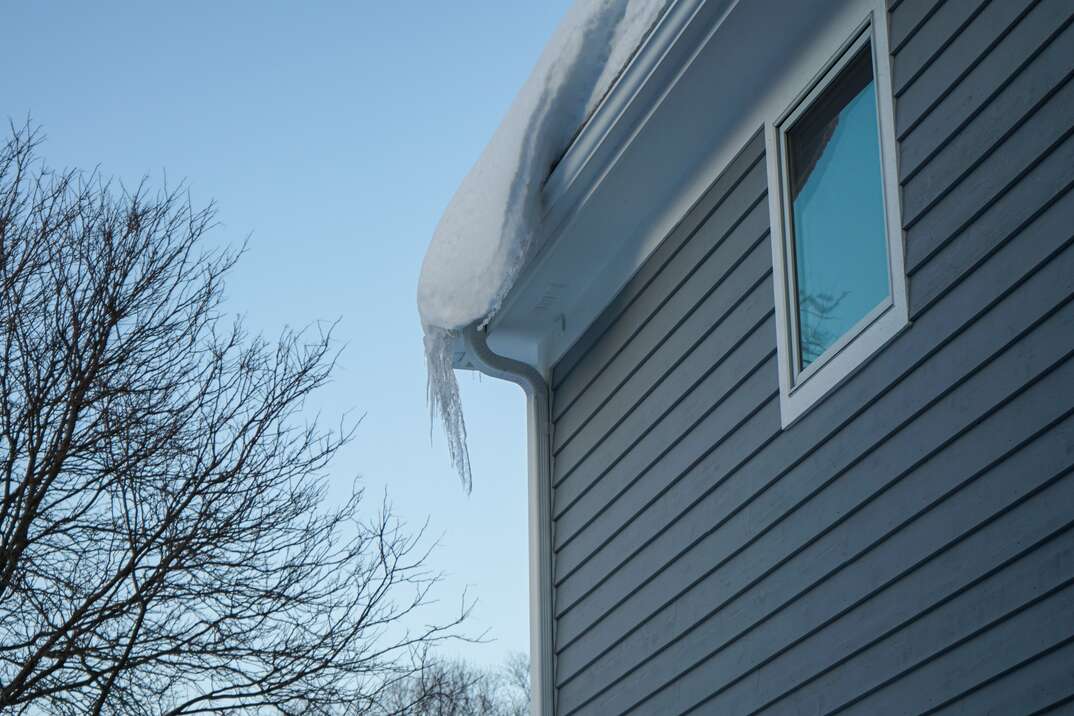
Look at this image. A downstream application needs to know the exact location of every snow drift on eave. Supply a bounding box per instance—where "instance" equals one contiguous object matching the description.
[418,0,670,490]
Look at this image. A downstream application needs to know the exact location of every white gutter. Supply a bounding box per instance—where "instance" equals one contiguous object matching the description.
[462,323,555,716]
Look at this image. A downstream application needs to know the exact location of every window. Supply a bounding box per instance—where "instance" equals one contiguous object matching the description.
[766,17,908,427]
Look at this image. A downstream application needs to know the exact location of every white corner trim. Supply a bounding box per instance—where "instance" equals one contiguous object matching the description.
[765,0,910,429]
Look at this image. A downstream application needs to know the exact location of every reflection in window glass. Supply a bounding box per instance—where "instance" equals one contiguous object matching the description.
[787,44,890,369]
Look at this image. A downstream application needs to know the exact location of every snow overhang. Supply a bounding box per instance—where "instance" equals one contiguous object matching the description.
[482,0,860,374]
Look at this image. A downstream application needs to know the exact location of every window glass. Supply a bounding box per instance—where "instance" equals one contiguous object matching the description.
[787,44,890,369]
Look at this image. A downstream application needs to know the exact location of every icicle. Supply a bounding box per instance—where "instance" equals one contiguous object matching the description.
[423,325,472,492]
[418,0,672,489]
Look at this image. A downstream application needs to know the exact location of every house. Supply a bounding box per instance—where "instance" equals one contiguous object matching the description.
[419,0,1074,713]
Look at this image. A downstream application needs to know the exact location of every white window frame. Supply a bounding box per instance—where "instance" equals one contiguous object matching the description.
[764,9,909,429]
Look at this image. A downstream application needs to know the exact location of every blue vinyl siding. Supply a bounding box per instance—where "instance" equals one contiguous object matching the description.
[547,1,1074,713]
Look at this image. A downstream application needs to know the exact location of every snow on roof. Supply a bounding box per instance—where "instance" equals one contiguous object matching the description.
[419,0,670,489]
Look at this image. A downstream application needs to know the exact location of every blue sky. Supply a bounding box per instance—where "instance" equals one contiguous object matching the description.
[0,1,572,668]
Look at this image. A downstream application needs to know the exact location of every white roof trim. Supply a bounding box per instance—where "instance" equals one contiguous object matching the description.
[486,0,865,374]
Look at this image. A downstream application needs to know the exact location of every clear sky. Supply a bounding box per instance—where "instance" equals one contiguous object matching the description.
[0,1,572,669]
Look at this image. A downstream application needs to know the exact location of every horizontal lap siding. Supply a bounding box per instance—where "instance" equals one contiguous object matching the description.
[547,1,1074,713]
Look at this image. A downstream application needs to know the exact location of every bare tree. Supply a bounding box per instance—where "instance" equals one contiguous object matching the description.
[373,653,529,716]
[0,125,464,714]
[502,652,530,712]
[797,288,849,365]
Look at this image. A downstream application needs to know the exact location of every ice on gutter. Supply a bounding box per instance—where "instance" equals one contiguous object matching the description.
[418,0,670,490]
